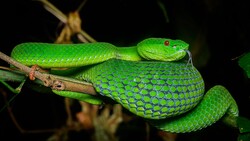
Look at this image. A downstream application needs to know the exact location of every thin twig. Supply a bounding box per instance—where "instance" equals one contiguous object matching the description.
[36,0,96,43]
[0,88,60,133]
[76,0,88,12]
[36,0,67,23]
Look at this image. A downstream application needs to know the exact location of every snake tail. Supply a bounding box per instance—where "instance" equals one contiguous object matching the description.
[148,85,239,133]
[52,90,103,105]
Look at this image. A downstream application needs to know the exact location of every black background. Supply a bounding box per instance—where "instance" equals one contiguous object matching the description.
[0,0,249,141]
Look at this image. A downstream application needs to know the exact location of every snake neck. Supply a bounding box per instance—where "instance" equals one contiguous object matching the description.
[115,46,142,61]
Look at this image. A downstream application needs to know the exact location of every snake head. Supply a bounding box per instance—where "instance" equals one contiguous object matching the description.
[137,38,189,61]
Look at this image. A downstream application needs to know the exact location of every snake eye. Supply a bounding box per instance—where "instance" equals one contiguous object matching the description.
[164,40,170,46]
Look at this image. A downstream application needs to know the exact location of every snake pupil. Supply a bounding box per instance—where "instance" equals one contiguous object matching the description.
[164,40,170,46]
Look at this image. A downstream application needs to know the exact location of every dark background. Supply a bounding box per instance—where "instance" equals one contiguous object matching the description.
[0,0,249,141]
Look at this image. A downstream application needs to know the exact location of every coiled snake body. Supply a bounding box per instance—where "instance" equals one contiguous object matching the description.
[11,38,239,133]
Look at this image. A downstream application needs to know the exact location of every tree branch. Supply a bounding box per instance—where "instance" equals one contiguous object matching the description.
[0,51,97,95]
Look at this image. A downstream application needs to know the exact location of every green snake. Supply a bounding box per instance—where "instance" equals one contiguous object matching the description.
[10,38,239,133]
